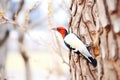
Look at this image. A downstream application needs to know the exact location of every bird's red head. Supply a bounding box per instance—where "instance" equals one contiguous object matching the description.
[52,26,68,38]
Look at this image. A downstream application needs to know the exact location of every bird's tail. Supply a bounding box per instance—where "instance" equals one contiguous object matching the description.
[88,57,97,67]
[78,52,97,67]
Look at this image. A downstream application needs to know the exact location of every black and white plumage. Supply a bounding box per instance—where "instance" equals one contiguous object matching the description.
[52,26,97,67]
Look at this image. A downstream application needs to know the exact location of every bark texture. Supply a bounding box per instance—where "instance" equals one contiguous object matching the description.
[69,0,120,80]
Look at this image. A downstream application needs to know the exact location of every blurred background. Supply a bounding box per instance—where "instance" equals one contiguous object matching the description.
[0,0,70,80]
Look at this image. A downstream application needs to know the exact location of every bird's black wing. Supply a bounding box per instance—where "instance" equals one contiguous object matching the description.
[64,41,72,49]
[64,41,81,55]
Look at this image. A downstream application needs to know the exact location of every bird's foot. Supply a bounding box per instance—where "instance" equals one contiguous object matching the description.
[86,42,93,51]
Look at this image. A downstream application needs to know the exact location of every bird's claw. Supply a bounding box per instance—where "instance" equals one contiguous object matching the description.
[86,42,93,51]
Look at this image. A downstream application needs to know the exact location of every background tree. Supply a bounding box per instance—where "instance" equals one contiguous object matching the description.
[68,0,120,80]
[0,0,38,80]
[0,0,10,79]
[0,0,70,80]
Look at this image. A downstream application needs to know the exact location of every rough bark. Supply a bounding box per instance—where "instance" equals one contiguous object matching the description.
[69,0,120,80]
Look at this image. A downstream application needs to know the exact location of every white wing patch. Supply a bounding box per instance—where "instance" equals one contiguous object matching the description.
[64,33,92,58]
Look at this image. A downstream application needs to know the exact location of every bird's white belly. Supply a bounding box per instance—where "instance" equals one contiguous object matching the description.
[64,33,84,50]
[64,33,91,57]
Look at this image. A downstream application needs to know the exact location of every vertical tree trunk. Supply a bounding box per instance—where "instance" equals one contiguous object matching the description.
[18,31,30,80]
[0,26,9,80]
[69,0,120,80]
[0,0,10,80]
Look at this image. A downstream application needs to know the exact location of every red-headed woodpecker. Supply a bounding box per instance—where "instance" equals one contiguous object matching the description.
[52,26,97,67]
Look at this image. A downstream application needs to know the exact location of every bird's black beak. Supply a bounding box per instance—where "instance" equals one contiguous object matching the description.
[51,28,57,30]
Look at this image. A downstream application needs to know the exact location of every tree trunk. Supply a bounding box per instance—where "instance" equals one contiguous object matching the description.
[0,26,9,80]
[0,0,10,80]
[18,31,30,80]
[69,0,120,80]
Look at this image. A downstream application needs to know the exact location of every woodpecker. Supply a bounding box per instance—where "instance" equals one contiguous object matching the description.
[52,26,97,67]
